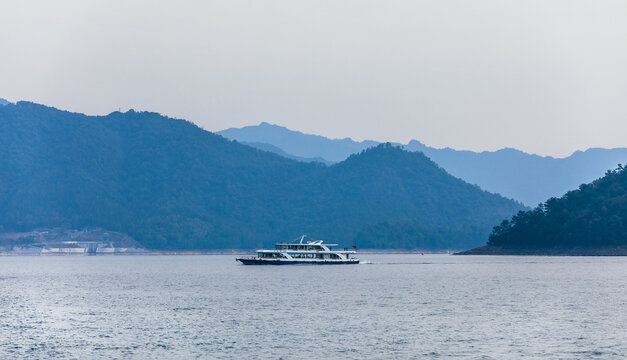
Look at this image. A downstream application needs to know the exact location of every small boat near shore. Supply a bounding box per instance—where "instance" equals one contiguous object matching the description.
[236,235,359,265]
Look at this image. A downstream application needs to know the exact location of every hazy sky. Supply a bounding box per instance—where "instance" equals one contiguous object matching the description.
[1,1,626,157]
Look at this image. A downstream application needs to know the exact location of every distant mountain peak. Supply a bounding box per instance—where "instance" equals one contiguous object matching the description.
[218,123,379,162]
[259,121,277,127]
[346,142,400,158]
[240,141,331,165]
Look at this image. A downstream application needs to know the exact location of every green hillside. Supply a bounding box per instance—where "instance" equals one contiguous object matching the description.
[459,165,627,254]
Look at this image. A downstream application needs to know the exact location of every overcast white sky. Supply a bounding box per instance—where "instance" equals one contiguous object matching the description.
[1,1,626,156]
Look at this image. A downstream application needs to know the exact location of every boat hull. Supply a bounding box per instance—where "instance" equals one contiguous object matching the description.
[237,258,359,265]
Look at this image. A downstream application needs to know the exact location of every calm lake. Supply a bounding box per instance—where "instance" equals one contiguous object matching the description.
[1,254,625,359]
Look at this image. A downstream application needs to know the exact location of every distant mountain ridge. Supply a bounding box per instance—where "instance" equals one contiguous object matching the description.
[240,141,331,165]
[219,122,379,163]
[218,123,627,206]
[0,101,524,250]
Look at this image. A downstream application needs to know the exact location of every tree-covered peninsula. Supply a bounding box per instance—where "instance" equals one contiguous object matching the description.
[458,165,627,255]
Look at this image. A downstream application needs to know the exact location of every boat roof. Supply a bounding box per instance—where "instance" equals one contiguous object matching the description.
[274,243,339,246]
[273,235,338,247]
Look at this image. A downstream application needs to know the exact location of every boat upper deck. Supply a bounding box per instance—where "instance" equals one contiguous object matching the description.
[268,236,354,252]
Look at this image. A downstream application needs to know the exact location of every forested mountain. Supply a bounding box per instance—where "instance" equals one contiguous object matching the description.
[0,101,524,250]
[219,123,627,206]
[459,165,627,255]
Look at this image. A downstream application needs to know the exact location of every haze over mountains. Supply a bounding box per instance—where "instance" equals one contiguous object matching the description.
[219,122,378,163]
[0,101,524,250]
[219,123,627,206]
[238,141,331,165]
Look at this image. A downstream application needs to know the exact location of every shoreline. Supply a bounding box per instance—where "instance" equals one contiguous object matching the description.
[3,248,627,256]
[0,250,455,256]
[454,245,627,256]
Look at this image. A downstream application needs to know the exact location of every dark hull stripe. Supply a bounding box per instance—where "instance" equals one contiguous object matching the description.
[237,259,359,265]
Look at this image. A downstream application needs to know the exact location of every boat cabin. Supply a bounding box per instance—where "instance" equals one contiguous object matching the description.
[236,235,359,265]
[257,251,349,259]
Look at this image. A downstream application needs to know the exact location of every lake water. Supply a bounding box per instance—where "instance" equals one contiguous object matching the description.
[1,254,625,359]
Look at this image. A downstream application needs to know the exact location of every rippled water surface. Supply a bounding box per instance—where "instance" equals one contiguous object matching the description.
[1,254,626,359]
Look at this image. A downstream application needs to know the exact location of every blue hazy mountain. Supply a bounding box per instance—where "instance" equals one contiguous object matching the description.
[240,141,331,165]
[219,123,627,206]
[218,122,379,163]
[0,101,524,250]
[0,98,10,106]
[406,142,627,207]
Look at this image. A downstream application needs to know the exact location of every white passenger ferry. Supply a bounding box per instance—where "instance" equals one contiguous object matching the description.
[236,235,359,265]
